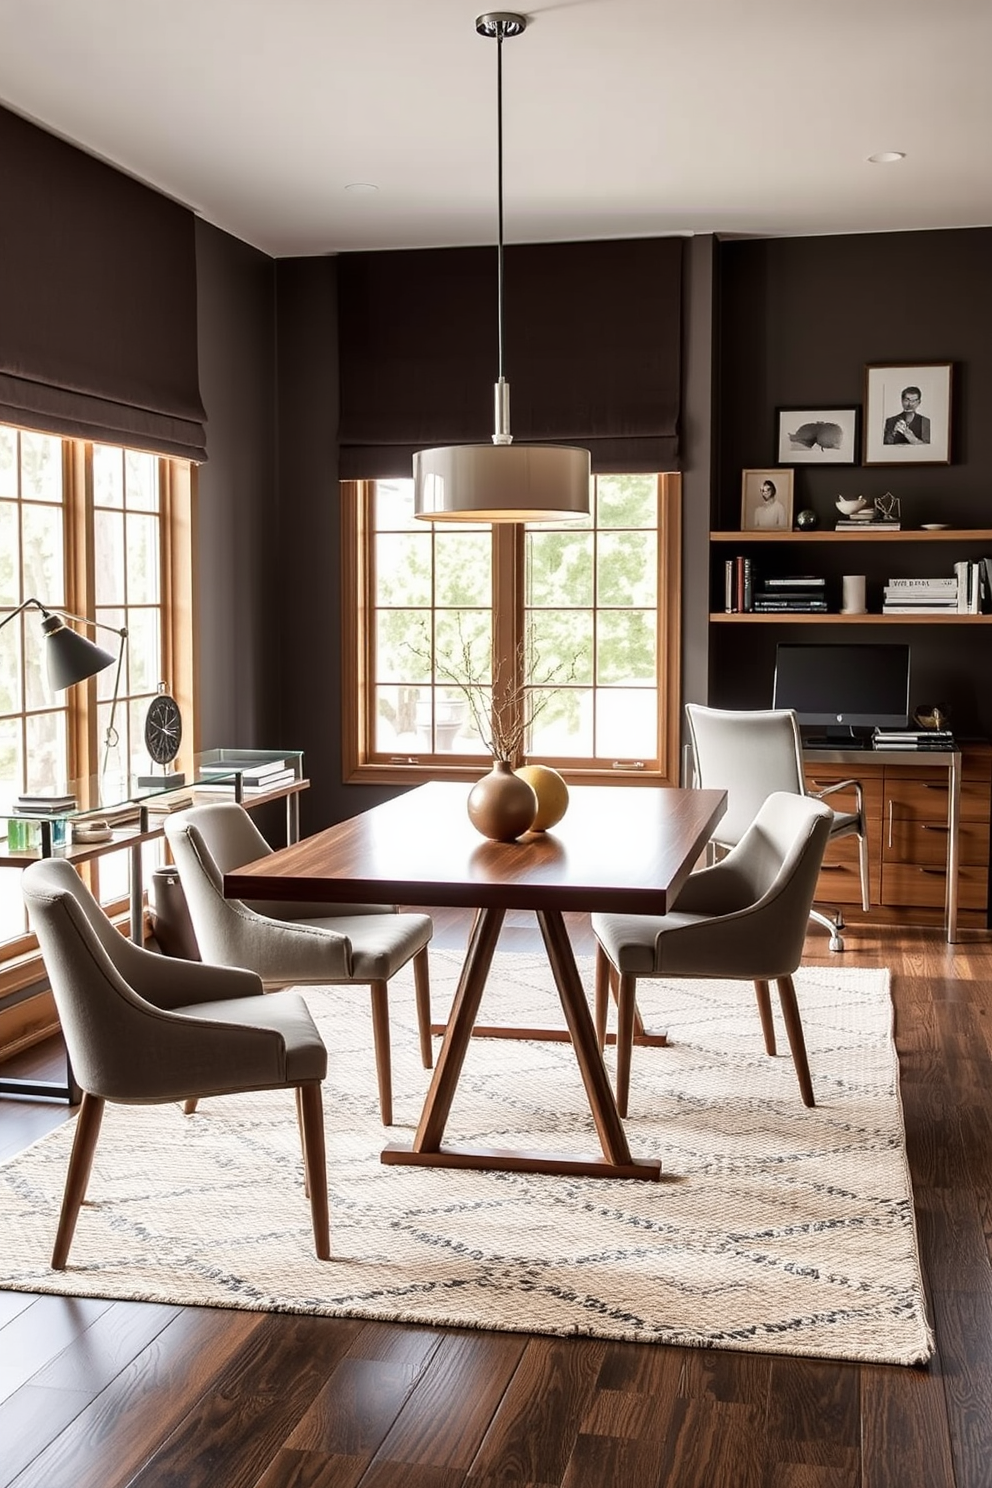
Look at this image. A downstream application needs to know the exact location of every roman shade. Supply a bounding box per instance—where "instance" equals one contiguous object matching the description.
[338,237,682,478]
[0,105,207,463]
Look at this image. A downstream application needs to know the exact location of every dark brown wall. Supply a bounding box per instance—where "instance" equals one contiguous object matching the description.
[711,227,992,734]
[193,219,278,750]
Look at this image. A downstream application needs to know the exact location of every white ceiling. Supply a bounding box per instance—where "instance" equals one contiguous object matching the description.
[0,0,989,258]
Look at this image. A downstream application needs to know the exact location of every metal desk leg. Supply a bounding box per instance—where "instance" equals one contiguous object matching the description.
[287,792,300,845]
[947,751,961,943]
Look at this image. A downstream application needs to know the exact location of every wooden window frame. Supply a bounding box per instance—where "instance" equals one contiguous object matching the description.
[341,473,682,789]
[0,442,196,1004]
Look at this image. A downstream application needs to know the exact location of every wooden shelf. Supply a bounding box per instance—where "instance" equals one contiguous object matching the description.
[711,529,992,543]
[710,613,992,624]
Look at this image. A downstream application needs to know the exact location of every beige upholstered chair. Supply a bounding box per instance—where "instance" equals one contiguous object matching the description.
[593,791,833,1118]
[685,702,870,951]
[21,857,330,1268]
[164,802,433,1126]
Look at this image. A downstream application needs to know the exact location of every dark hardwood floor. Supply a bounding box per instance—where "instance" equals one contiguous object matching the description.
[1,908,991,1488]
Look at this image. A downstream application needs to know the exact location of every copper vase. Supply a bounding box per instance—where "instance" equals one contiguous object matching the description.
[467,760,537,841]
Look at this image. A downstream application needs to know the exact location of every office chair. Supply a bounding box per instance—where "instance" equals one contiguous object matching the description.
[22,858,330,1267]
[684,703,870,951]
[593,792,833,1117]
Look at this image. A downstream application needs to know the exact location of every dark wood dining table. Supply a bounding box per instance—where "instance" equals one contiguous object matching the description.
[225,781,726,1182]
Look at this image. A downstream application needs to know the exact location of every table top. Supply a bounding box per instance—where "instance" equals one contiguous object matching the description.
[225,781,727,915]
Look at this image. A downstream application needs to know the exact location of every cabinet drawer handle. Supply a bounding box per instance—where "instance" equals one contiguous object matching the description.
[888,799,893,849]
[921,823,950,832]
[819,862,845,871]
[918,867,947,876]
[923,783,949,792]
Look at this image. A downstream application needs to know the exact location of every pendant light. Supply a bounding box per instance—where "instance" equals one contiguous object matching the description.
[413,12,591,523]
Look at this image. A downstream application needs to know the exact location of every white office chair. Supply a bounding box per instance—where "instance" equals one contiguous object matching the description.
[593,791,833,1117]
[164,802,433,1126]
[684,703,870,951]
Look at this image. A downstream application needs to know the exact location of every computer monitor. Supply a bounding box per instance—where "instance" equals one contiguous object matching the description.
[772,642,911,744]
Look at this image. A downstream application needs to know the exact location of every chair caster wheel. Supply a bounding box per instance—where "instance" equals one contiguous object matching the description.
[829,932,845,952]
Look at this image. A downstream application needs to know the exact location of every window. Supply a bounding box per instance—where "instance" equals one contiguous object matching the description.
[0,426,194,964]
[342,473,681,786]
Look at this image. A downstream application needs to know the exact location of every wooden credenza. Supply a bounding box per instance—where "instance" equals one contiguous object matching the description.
[804,742,991,939]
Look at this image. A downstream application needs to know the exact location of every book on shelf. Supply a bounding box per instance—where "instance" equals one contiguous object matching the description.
[753,600,829,612]
[885,576,957,589]
[199,755,295,783]
[835,520,902,530]
[194,769,298,796]
[873,727,956,750]
[141,793,195,814]
[882,604,958,613]
[761,575,826,588]
[14,793,78,813]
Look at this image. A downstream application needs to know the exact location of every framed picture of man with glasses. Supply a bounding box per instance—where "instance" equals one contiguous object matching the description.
[863,362,952,466]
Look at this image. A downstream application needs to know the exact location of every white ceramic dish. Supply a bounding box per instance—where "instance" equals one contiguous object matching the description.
[920,523,951,531]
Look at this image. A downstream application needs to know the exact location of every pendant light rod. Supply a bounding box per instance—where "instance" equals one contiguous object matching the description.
[477,12,526,446]
[413,13,591,523]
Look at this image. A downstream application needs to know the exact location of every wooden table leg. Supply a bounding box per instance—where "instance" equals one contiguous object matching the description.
[536,909,653,1173]
[383,904,661,1181]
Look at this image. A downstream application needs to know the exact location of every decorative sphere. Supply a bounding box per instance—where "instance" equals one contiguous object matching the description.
[514,765,569,831]
[795,509,819,531]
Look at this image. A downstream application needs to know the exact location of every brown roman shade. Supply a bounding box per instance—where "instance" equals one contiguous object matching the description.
[0,105,207,462]
[338,236,682,478]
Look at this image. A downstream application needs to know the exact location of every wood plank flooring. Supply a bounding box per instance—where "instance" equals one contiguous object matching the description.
[1,909,990,1488]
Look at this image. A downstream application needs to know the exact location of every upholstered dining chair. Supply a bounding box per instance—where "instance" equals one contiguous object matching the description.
[685,702,870,951]
[21,857,330,1268]
[164,802,433,1126]
[593,791,833,1118]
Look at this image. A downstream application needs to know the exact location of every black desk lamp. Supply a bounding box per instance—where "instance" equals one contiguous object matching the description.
[0,598,128,775]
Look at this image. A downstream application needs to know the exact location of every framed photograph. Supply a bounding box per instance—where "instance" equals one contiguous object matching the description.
[741,469,794,531]
[863,362,952,465]
[776,406,860,464]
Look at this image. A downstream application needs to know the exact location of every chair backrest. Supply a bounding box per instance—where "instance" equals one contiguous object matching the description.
[714,791,833,974]
[22,858,171,1097]
[164,803,272,963]
[685,703,807,848]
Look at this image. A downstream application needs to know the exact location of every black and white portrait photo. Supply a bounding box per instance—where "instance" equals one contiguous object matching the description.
[863,363,952,465]
[741,469,794,530]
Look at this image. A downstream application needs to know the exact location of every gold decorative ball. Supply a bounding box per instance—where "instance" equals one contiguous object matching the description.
[514,765,569,831]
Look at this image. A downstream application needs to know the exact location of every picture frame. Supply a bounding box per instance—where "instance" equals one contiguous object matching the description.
[863,362,952,465]
[741,468,794,531]
[775,406,860,464]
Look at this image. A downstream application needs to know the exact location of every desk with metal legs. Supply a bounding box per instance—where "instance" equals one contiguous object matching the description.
[805,746,962,943]
[226,782,727,1183]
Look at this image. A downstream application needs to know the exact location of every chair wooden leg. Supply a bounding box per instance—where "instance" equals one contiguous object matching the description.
[296,1081,330,1261]
[594,945,610,1049]
[775,975,815,1108]
[413,947,433,1069]
[295,1087,310,1198]
[183,1098,199,1115]
[754,979,776,1055]
[615,973,638,1119]
[370,980,393,1125]
[52,1092,105,1270]
[858,830,871,912]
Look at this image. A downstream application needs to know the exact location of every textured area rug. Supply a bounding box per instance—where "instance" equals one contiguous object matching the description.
[0,953,932,1364]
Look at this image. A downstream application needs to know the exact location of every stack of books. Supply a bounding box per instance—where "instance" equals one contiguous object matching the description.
[14,792,78,814]
[835,516,901,531]
[872,727,956,751]
[882,577,959,614]
[751,575,828,613]
[197,756,298,795]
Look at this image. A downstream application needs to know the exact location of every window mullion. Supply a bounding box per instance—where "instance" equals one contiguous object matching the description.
[492,523,523,763]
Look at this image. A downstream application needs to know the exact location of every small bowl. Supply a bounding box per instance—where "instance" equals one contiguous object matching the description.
[836,496,867,516]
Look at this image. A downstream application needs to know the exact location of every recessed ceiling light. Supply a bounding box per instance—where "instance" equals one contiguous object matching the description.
[867,151,906,164]
[344,182,379,195]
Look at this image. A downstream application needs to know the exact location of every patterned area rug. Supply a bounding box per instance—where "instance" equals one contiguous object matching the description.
[0,953,932,1364]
